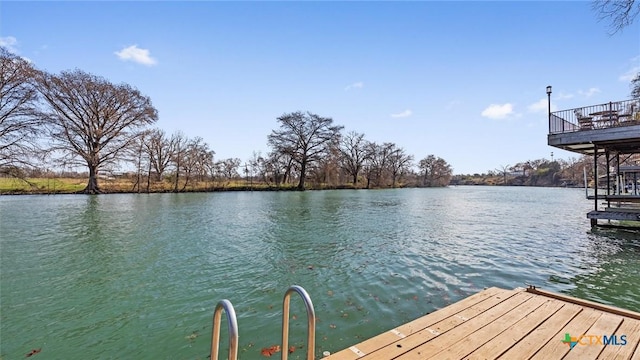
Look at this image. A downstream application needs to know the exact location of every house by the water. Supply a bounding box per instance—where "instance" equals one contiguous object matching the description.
[546,86,640,227]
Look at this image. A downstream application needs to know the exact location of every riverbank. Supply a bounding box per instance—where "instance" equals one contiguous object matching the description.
[0,177,425,195]
[0,176,575,195]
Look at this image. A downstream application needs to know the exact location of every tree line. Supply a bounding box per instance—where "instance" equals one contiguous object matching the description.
[0,47,452,193]
[454,153,640,188]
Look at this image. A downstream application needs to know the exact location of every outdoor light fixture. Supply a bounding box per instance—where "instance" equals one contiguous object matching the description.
[547,85,552,131]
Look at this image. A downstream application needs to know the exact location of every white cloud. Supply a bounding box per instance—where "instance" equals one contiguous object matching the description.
[0,36,31,62]
[0,36,19,54]
[528,98,557,113]
[556,92,574,100]
[578,87,601,98]
[345,81,364,91]
[390,109,412,118]
[619,65,640,82]
[114,45,157,66]
[528,99,547,113]
[481,103,513,119]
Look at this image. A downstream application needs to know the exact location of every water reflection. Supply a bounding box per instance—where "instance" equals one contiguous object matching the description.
[560,227,640,311]
[1,188,639,359]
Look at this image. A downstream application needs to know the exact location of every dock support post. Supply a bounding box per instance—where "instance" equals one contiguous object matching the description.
[593,144,598,212]
[616,153,621,195]
[606,151,611,211]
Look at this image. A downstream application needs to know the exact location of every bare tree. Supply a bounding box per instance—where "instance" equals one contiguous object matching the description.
[0,47,43,175]
[129,130,151,193]
[249,152,268,185]
[496,164,510,185]
[178,136,212,191]
[418,155,452,187]
[631,72,640,100]
[312,141,341,187]
[247,151,262,186]
[36,69,158,193]
[363,142,382,188]
[592,0,639,34]
[170,131,188,192]
[364,142,396,188]
[203,151,217,188]
[216,157,241,184]
[339,130,369,185]
[192,140,215,184]
[263,151,294,186]
[146,128,174,182]
[139,130,213,191]
[387,145,413,188]
[267,111,343,190]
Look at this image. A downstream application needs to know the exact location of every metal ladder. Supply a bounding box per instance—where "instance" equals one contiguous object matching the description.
[209,285,316,360]
[210,299,239,360]
[281,285,316,360]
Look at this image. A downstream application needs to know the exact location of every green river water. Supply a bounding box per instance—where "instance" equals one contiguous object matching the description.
[1,186,639,359]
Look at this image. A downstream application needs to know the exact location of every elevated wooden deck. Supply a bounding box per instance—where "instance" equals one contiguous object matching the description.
[323,287,640,360]
[547,99,640,227]
[547,123,640,155]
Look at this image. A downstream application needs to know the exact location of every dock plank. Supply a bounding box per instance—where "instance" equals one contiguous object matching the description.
[495,303,583,359]
[427,296,551,359]
[390,292,534,360]
[323,287,512,360]
[362,290,527,360]
[590,318,640,360]
[562,312,623,360]
[529,308,603,360]
[462,298,566,360]
[322,287,640,360]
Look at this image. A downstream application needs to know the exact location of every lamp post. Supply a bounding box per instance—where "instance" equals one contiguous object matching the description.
[546,85,552,131]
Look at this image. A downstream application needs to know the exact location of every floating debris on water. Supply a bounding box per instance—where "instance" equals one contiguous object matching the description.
[25,348,41,357]
[185,330,199,341]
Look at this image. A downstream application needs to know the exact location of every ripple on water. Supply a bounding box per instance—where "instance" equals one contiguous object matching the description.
[1,188,639,359]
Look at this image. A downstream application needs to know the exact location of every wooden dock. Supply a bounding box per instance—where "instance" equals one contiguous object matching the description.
[322,287,640,360]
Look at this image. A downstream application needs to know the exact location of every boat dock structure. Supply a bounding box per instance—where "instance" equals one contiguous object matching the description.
[209,285,640,360]
[322,286,640,360]
[546,93,640,227]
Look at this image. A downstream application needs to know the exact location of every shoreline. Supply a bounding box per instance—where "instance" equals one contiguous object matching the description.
[0,183,581,196]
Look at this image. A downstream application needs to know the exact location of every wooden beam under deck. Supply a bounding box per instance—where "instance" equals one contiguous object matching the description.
[322,287,640,360]
[587,211,640,221]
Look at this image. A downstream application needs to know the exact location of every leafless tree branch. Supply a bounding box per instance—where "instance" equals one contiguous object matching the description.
[592,0,640,34]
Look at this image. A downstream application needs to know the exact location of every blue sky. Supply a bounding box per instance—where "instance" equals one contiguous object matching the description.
[2,1,639,174]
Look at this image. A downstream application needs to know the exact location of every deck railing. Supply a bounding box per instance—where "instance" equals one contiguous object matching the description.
[549,99,639,134]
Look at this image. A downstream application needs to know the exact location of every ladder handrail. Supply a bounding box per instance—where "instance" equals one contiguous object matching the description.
[281,285,316,360]
[210,299,239,360]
